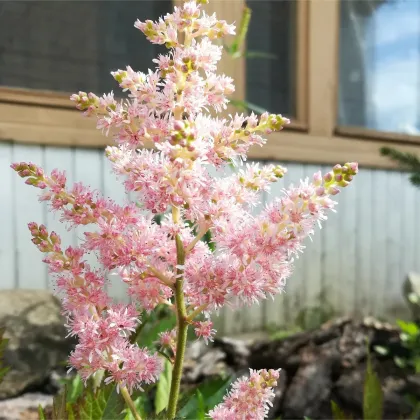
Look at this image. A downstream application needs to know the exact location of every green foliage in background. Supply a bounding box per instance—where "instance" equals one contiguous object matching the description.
[381,147,420,187]
[330,352,384,420]
[0,327,9,385]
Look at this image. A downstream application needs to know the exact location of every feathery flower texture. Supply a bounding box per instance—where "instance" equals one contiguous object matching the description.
[11,0,358,415]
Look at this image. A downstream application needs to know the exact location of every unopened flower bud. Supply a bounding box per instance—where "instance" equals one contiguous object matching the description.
[313,171,322,186]
[333,164,342,174]
[323,172,333,183]
[344,162,358,175]
[328,186,340,196]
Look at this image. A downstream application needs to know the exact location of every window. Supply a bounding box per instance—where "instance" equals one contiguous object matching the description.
[245,0,306,124]
[338,0,420,136]
[0,1,171,101]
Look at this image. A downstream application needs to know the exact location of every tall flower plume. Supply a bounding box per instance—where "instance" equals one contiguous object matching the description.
[11,0,358,415]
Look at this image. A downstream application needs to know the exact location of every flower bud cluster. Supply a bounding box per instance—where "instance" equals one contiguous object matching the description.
[209,369,281,420]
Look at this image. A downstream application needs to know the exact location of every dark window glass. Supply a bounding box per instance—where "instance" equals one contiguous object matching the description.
[246,0,297,117]
[0,1,171,94]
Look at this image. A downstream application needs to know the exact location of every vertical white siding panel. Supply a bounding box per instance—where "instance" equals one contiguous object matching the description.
[282,164,306,325]
[415,179,420,274]
[263,162,287,329]
[386,171,405,319]
[337,166,357,316]
[355,169,373,316]
[0,143,16,289]
[13,144,47,289]
[321,165,343,319]
[101,154,130,303]
[371,169,388,319]
[302,164,323,319]
[401,175,417,317]
[44,147,76,290]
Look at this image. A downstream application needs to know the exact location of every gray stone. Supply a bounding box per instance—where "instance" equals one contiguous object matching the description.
[0,290,75,399]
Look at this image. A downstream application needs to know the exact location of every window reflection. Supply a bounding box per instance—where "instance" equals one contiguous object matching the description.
[338,0,420,135]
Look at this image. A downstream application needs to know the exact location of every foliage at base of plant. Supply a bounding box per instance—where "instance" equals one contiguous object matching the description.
[0,327,9,385]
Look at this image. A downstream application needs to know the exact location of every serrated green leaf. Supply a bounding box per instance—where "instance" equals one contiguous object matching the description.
[38,405,47,420]
[363,354,384,420]
[331,400,352,420]
[177,376,233,418]
[71,383,125,420]
[155,358,173,414]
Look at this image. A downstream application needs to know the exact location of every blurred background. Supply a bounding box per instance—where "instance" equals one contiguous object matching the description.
[1,0,420,333]
[1,0,420,418]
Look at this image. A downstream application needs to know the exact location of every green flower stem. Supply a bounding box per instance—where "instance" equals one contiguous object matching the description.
[167,234,188,419]
[120,386,142,420]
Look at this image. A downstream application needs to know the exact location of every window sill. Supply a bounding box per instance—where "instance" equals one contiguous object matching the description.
[2,102,420,170]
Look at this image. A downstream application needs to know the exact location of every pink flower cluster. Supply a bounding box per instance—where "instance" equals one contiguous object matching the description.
[209,369,281,420]
[12,0,358,403]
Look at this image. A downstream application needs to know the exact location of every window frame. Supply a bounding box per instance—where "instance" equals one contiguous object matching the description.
[1,0,420,169]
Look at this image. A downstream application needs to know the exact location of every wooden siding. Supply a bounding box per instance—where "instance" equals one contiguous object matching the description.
[1,143,418,333]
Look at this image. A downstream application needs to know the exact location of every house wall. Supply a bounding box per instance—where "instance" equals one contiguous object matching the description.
[1,142,419,334]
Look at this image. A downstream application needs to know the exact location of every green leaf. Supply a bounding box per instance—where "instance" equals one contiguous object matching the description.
[53,386,69,420]
[66,374,84,403]
[155,358,173,414]
[229,99,269,115]
[176,376,232,418]
[196,390,206,420]
[397,320,419,335]
[394,356,407,369]
[373,345,389,356]
[227,6,251,56]
[72,383,125,420]
[137,314,176,350]
[244,51,278,60]
[0,328,9,384]
[331,400,352,420]
[363,353,384,420]
[38,405,47,420]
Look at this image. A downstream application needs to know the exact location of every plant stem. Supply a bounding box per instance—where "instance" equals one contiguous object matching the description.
[120,386,142,420]
[186,303,209,322]
[167,234,188,419]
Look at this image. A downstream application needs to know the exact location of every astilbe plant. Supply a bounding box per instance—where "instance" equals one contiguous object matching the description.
[11,1,358,419]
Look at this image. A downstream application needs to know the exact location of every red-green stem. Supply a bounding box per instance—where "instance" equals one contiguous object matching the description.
[167,234,188,419]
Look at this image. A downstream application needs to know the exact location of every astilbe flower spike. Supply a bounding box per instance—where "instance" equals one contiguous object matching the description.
[11,0,358,417]
[208,369,281,420]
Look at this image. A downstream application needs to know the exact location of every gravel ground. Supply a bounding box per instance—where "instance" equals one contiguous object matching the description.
[0,393,52,420]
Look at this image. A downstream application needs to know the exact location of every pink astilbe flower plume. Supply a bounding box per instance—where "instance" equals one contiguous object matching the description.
[208,369,281,420]
[11,0,358,415]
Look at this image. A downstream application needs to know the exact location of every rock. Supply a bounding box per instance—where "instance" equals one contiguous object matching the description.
[213,337,250,369]
[267,370,287,419]
[0,290,75,399]
[184,347,230,383]
[0,392,53,420]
